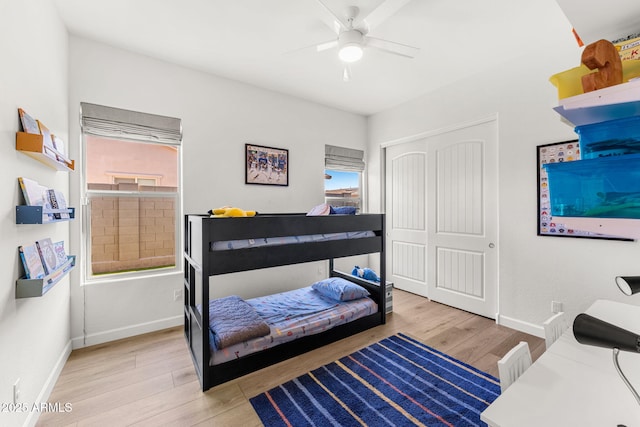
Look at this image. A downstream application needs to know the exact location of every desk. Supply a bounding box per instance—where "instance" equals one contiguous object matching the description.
[481,300,640,427]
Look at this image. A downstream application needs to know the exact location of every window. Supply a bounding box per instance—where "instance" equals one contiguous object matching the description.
[324,145,364,212]
[81,103,182,278]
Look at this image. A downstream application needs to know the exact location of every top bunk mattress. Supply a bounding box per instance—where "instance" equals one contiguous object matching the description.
[210,230,375,250]
[209,286,378,365]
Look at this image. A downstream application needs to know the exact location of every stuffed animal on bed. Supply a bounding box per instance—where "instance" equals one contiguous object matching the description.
[352,265,380,282]
[208,206,257,218]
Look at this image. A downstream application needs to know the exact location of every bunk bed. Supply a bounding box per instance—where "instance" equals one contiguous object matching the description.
[183,213,386,391]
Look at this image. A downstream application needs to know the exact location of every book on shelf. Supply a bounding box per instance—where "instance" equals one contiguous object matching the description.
[18,178,71,222]
[51,134,71,164]
[35,238,58,275]
[17,177,47,207]
[18,243,46,279]
[17,108,41,134]
[53,241,67,267]
[46,189,60,219]
[36,120,57,160]
[46,188,70,220]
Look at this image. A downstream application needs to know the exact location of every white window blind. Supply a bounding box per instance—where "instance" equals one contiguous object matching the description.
[80,102,182,145]
[325,144,365,171]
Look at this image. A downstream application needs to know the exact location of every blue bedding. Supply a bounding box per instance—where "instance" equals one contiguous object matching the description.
[210,230,375,251]
[246,287,343,324]
[208,295,270,350]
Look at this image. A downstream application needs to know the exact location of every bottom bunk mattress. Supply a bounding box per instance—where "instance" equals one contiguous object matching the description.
[208,285,378,366]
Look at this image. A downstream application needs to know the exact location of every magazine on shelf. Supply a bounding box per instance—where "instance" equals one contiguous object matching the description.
[17,108,40,134]
[35,238,58,275]
[18,243,46,279]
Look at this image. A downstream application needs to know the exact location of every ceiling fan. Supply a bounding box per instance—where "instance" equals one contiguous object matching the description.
[307,0,420,81]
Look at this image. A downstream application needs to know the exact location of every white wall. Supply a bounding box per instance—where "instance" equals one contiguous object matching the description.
[367,0,640,335]
[67,37,368,346]
[0,1,70,426]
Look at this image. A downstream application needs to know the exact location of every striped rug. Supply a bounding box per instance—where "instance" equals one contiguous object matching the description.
[250,333,501,426]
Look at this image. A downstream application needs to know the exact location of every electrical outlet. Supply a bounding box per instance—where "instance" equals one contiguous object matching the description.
[551,300,563,313]
[13,378,20,404]
[173,289,182,301]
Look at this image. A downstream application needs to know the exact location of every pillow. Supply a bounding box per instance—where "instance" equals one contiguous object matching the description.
[306,203,331,216]
[312,277,370,301]
[330,206,357,215]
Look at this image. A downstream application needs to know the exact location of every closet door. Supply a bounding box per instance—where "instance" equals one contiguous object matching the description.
[426,119,497,318]
[385,118,497,318]
[385,140,428,297]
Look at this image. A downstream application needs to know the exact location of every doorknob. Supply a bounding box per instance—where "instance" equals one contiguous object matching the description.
[488,243,495,248]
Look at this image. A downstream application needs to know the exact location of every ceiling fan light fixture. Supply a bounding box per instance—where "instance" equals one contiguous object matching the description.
[338,30,364,63]
[339,44,363,62]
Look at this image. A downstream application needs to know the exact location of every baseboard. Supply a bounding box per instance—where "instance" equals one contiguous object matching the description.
[72,315,183,349]
[497,314,545,338]
[24,340,72,427]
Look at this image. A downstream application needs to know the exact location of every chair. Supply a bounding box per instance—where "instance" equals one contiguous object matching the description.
[543,312,568,350]
[497,341,532,393]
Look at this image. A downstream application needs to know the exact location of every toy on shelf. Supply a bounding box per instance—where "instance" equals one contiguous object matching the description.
[550,40,640,100]
[581,39,623,93]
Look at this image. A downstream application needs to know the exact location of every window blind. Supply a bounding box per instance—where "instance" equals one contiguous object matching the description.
[80,102,182,145]
[325,144,365,171]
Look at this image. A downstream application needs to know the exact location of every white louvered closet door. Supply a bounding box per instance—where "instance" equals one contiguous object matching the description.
[385,118,497,318]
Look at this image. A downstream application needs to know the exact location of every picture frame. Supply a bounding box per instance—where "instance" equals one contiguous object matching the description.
[245,143,289,186]
[537,140,631,240]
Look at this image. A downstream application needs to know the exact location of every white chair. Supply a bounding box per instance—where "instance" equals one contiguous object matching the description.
[543,312,569,350]
[497,341,532,393]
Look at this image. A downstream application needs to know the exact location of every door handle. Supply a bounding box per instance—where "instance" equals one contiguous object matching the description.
[488,243,495,248]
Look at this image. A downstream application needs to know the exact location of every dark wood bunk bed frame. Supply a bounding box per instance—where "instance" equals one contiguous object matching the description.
[183,213,386,391]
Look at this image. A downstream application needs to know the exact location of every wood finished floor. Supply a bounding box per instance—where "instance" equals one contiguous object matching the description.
[37,290,545,426]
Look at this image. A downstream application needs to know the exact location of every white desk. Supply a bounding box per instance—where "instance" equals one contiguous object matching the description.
[481,300,640,427]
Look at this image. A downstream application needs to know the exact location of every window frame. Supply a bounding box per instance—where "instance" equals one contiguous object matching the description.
[324,168,364,213]
[80,104,182,283]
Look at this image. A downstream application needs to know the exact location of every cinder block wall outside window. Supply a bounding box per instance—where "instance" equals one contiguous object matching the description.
[89,187,176,275]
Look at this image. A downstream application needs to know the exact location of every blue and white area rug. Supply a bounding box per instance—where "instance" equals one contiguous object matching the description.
[250,333,501,426]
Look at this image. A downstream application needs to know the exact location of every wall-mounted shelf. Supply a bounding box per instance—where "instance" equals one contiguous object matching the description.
[16,255,76,298]
[548,72,640,240]
[16,132,75,171]
[554,81,640,127]
[16,206,75,224]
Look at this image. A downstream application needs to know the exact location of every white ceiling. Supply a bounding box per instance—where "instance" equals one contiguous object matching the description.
[53,0,570,116]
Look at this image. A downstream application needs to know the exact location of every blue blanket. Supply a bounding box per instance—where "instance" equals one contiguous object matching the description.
[209,295,270,350]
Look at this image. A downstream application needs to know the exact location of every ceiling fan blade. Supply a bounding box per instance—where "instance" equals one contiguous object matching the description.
[365,36,419,58]
[314,0,347,34]
[343,64,352,82]
[360,0,413,32]
[285,39,337,56]
[316,40,338,52]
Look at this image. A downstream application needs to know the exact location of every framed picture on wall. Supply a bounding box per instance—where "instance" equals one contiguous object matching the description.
[245,143,289,186]
[537,140,631,240]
